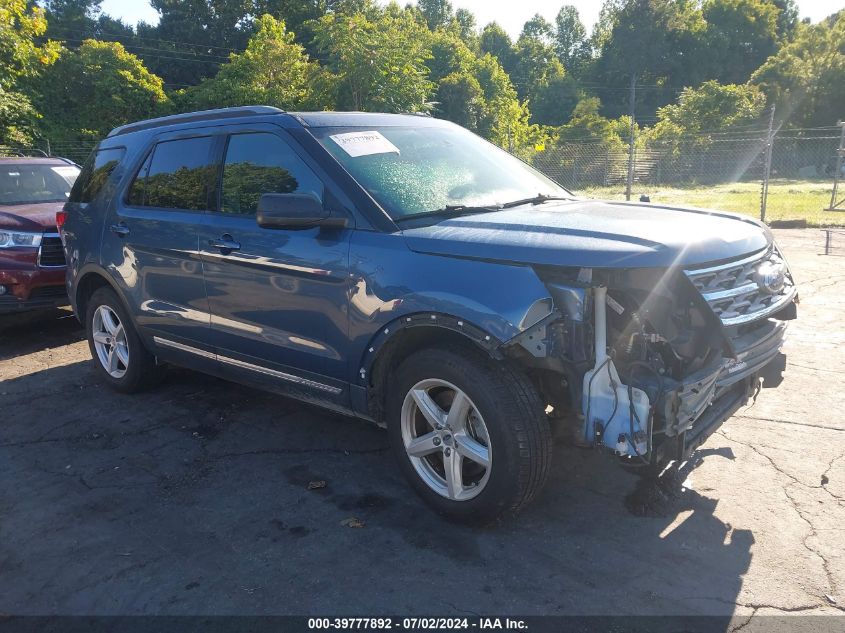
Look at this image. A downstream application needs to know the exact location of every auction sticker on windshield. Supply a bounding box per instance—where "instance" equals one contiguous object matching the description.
[329,131,400,158]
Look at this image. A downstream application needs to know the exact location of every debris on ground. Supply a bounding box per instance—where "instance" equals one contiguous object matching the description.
[307,480,327,490]
[340,517,365,528]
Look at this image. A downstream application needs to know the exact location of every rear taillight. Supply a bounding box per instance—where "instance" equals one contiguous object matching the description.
[56,210,68,230]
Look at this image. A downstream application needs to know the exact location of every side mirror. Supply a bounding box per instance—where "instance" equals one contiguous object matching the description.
[256,193,348,230]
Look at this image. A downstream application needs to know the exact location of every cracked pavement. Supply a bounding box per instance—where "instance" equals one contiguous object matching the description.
[0,229,842,627]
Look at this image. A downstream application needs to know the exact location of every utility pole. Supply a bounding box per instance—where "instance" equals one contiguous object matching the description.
[760,105,776,222]
[826,121,845,211]
[625,74,636,201]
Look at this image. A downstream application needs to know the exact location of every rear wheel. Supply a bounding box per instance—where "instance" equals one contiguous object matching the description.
[387,347,552,524]
[85,287,164,393]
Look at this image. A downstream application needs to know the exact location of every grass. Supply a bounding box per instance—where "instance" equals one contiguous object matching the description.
[579,179,845,227]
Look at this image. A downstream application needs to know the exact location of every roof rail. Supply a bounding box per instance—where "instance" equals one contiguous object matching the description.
[107,106,286,138]
[0,147,49,158]
[53,156,81,167]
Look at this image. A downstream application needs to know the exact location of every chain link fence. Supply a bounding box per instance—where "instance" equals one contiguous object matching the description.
[528,130,844,226]
[0,142,94,165]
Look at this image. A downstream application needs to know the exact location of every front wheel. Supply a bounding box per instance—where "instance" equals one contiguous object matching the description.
[387,347,552,524]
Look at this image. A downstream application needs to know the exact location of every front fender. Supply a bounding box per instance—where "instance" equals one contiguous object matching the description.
[347,230,553,383]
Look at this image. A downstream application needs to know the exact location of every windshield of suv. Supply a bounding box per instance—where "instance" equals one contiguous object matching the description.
[311,124,572,220]
[0,163,80,205]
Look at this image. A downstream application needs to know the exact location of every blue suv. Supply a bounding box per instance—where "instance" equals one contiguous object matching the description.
[62,107,798,522]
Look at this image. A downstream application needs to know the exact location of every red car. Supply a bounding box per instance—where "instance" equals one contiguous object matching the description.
[0,156,80,313]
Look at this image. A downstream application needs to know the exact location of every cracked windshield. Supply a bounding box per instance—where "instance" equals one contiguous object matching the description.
[314,125,571,219]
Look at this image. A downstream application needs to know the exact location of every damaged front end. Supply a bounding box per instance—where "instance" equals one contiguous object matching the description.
[504,243,798,467]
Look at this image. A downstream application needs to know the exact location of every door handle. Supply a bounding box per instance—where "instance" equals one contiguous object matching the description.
[109,223,130,237]
[208,234,241,252]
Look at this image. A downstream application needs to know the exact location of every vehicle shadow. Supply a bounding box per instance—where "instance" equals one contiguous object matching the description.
[0,361,750,623]
[759,352,787,388]
[0,308,83,361]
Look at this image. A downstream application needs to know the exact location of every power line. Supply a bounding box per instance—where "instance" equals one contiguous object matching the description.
[47,26,243,54]
[58,38,229,64]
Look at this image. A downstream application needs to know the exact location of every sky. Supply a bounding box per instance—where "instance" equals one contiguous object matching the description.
[101,0,845,38]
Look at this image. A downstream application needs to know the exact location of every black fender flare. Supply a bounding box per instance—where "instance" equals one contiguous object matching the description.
[356,311,503,387]
[73,264,133,324]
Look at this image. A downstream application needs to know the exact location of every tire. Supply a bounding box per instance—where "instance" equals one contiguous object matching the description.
[85,287,164,393]
[386,346,552,524]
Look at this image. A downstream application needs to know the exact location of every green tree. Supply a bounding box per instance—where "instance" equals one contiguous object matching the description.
[184,15,330,111]
[534,96,627,184]
[473,53,542,156]
[554,5,589,72]
[590,0,708,119]
[417,0,453,31]
[639,80,765,179]
[428,28,475,82]
[510,15,564,99]
[33,39,168,145]
[41,0,135,42]
[253,0,379,54]
[0,0,60,144]
[530,72,580,126]
[512,17,568,120]
[521,14,554,44]
[771,0,799,41]
[702,0,780,85]
[311,4,434,112]
[426,30,529,150]
[479,22,516,76]
[556,97,625,145]
[454,8,477,48]
[436,72,484,129]
[751,11,845,128]
[139,0,255,87]
[0,87,39,146]
[42,0,99,38]
[651,80,766,135]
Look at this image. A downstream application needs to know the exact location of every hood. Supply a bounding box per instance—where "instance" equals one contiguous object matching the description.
[0,202,64,232]
[401,199,770,269]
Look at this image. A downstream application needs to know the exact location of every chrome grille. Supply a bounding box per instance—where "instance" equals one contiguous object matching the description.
[37,233,66,268]
[685,245,796,327]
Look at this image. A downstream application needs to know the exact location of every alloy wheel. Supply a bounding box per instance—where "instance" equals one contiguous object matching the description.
[400,379,492,501]
[92,305,129,379]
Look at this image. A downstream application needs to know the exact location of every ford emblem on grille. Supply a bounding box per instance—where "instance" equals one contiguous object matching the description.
[755,260,786,294]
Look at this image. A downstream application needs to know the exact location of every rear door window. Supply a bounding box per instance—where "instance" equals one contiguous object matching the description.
[127,136,216,211]
[68,148,124,204]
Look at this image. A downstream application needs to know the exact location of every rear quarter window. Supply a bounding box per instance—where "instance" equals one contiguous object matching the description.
[68,147,126,203]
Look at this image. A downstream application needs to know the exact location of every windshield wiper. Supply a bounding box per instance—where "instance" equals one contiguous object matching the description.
[500,194,574,209]
[394,204,502,223]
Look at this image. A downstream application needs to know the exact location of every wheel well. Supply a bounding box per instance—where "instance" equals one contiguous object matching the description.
[367,326,495,424]
[75,272,113,321]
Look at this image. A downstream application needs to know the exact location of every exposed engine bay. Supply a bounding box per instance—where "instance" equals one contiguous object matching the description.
[505,245,798,467]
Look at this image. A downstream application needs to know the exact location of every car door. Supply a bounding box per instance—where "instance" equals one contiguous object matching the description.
[198,129,353,406]
[101,133,220,367]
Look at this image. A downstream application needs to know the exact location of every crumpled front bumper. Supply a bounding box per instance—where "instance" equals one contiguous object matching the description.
[655,315,790,463]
